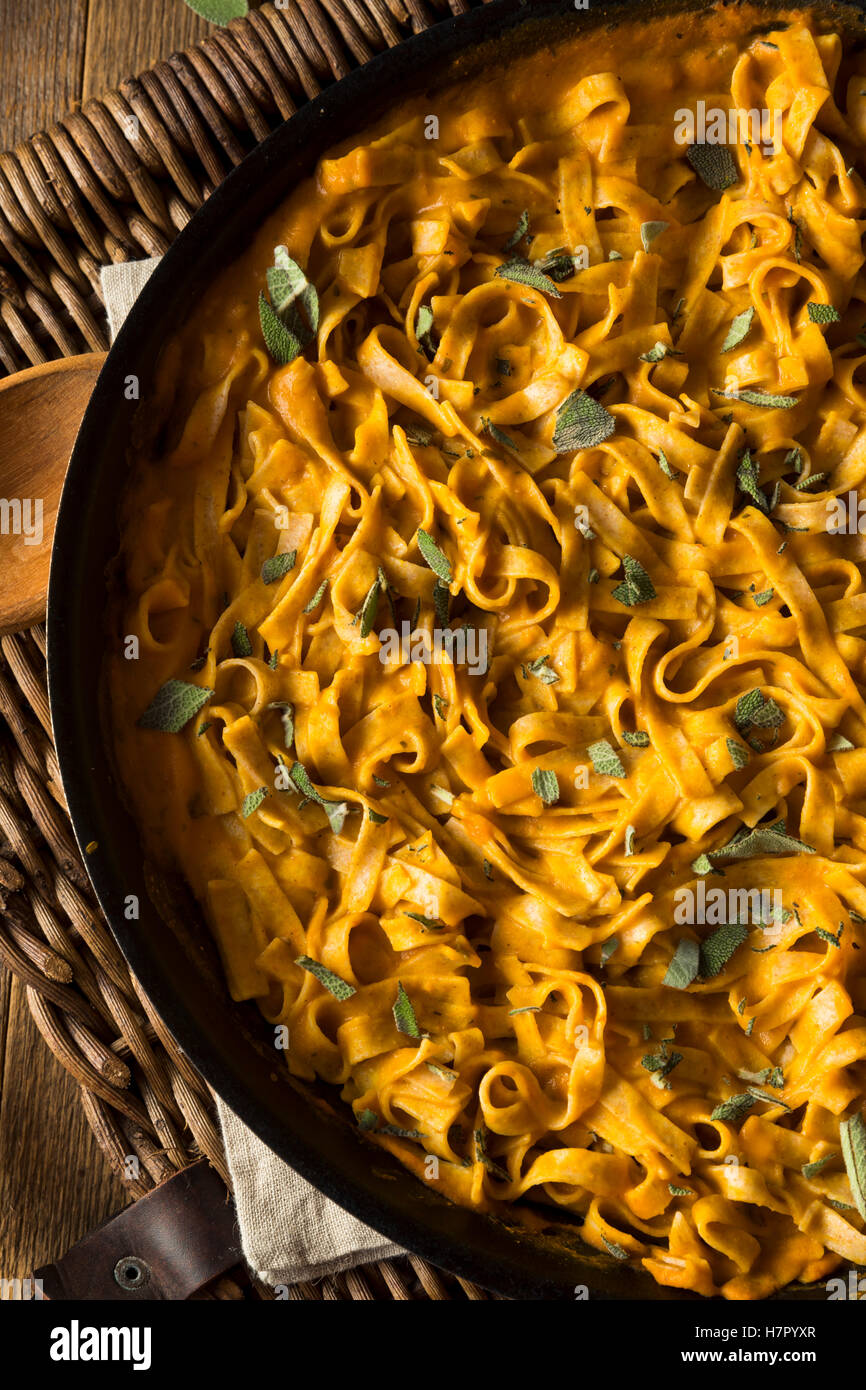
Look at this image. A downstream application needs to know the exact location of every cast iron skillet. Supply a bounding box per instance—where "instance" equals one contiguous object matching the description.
[47,0,861,1299]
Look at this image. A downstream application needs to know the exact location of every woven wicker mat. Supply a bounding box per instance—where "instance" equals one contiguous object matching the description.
[0,0,495,1301]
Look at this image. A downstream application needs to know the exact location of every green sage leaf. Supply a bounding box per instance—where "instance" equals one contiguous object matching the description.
[262,551,297,584]
[138,680,213,733]
[687,142,738,191]
[727,738,750,769]
[231,622,252,658]
[393,981,420,1038]
[183,0,249,26]
[640,221,668,252]
[241,787,268,818]
[721,306,755,353]
[417,528,452,582]
[303,579,329,613]
[588,739,626,778]
[531,768,560,804]
[699,922,749,978]
[503,209,530,252]
[807,302,840,325]
[289,761,348,834]
[663,938,700,990]
[553,389,616,452]
[711,1093,756,1125]
[714,388,798,409]
[296,955,355,1001]
[612,555,656,606]
[495,257,562,298]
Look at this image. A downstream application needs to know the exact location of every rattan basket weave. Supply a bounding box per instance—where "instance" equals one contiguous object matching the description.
[0,0,496,1301]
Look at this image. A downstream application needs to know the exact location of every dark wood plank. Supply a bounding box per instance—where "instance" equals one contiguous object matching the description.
[82,0,210,100]
[0,3,269,150]
[0,0,88,147]
[0,975,127,1281]
[82,1,269,102]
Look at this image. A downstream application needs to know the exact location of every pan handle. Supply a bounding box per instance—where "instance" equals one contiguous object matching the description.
[32,1159,243,1301]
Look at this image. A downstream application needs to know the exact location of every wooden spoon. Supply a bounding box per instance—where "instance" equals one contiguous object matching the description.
[0,353,106,634]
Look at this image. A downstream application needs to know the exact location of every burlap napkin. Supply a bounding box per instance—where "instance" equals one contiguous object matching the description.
[100,256,404,1286]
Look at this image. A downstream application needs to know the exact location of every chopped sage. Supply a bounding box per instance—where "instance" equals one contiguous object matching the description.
[231,622,252,658]
[296,955,356,1000]
[721,306,755,353]
[553,390,616,452]
[262,550,297,584]
[612,555,656,606]
[289,761,348,833]
[393,981,421,1038]
[807,302,840,325]
[138,679,212,733]
[588,740,626,778]
[303,579,329,613]
[640,221,668,252]
[417,528,452,582]
[663,938,700,990]
[699,922,749,978]
[714,388,798,409]
[503,209,530,252]
[531,767,560,804]
[622,730,649,748]
[495,257,562,298]
[711,1093,756,1125]
[687,142,738,191]
[727,738,750,769]
[241,787,268,818]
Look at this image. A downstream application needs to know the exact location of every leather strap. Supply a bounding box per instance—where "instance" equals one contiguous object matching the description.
[34,1160,243,1300]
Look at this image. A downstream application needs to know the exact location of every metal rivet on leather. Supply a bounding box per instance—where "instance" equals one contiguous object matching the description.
[113,1255,151,1291]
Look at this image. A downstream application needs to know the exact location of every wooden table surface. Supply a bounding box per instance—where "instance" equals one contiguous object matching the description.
[0,0,265,1287]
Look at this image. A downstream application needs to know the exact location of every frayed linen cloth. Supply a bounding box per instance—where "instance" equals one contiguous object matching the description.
[216,1098,402,1285]
[100,255,404,1285]
[100,257,163,341]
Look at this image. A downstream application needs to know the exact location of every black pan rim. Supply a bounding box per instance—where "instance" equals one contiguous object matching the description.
[46,0,852,1300]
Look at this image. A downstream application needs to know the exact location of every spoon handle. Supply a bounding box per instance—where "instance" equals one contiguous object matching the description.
[0,352,107,635]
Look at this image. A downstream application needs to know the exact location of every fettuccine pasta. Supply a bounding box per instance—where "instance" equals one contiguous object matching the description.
[109,5,866,1298]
